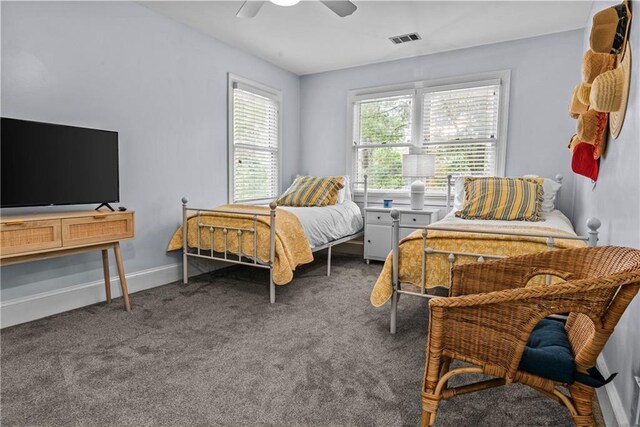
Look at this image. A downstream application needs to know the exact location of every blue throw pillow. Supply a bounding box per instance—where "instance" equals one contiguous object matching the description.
[518,319,575,384]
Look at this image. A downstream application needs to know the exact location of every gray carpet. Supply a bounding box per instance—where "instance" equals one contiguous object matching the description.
[1,255,600,426]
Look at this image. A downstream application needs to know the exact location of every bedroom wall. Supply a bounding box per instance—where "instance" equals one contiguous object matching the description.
[573,2,640,425]
[0,2,300,318]
[299,30,584,217]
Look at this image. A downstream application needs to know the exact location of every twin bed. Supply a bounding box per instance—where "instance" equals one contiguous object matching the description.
[168,177,367,303]
[169,174,601,323]
[372,175,601,333]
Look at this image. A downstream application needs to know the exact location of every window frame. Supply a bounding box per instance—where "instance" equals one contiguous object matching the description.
[346,70,510,205]
[228,73,283,204]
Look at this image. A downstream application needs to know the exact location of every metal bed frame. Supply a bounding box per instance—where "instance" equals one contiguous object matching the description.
[387,174,602,334]
[181,176,368,303]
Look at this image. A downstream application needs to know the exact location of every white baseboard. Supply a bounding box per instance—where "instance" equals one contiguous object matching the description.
[1,260,220,328]
[597,355,630,427]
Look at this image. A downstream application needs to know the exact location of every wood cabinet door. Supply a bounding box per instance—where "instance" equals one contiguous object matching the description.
[365,224,393,261]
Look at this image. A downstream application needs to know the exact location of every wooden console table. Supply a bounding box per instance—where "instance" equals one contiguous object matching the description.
[0,210,135,311]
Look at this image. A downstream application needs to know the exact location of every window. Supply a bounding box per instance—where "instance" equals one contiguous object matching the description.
[353,93,413,190]
[228,75,282,203]
[350,72,509,199]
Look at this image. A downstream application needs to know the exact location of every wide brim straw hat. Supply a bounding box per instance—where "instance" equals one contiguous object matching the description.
[590,42,632,138]
[569,85,589,118]
[582,49,616,83]
[590,1,632,55]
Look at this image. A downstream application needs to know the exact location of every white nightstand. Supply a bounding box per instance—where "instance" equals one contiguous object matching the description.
[364,206,440,263]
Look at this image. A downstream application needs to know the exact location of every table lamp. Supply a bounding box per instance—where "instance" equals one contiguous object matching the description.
[402,153,435,210]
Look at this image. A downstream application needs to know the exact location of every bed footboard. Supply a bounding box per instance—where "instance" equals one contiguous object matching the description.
[181,198,278,303]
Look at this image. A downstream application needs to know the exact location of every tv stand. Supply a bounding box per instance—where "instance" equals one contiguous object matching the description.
[1,210,135,312]
[95,202,115,212]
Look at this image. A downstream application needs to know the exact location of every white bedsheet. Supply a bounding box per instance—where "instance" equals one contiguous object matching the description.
[281,200,364,248]
[437,209,577,235]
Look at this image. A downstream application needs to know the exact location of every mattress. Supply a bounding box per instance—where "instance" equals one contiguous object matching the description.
[280,200,364,248]
[436,209,576,235]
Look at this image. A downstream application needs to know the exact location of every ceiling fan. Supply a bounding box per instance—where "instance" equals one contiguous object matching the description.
[236,0,357,19]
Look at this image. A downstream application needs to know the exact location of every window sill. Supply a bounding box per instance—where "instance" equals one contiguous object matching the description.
[353,191,449,207]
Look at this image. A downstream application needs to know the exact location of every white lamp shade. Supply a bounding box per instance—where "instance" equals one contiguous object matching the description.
[402,154,435,178]
[270,0,300,6]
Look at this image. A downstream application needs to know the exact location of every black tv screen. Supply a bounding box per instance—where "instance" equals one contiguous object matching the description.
[1,118,119,208]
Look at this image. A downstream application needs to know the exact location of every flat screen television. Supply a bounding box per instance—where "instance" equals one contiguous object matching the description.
[1,117,119,208]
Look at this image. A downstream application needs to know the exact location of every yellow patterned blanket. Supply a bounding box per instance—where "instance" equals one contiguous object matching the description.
[370,225,586,307]
[167,205,313,285]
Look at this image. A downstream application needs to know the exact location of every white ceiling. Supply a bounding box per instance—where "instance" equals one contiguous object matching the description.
[142,1,592,75]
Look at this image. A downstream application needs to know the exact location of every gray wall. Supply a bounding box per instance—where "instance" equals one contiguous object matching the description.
[573,2,640,424]
[299,30,584,216]
[1,1,300,300]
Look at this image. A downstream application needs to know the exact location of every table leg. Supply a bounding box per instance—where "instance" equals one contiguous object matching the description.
[113,242,131,312]
[102,249,111,304]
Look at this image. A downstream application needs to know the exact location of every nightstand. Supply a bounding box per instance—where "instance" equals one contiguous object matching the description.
[364,207,439,263]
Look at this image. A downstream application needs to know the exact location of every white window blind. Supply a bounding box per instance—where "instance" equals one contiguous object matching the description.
[353,94,413,190]
[422,83,500,192]
[231,83,280,203]
[350,76,505,197]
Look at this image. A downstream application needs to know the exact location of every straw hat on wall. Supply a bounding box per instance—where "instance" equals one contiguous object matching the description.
[569,85,590,118]
[576,109,608,159]
[590,43,632,138]
[590,1,632,55]
[576,82,592,105]
[582,49,617,83]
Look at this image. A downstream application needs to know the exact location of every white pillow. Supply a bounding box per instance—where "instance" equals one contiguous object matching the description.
[523,175,562,212]
[453,176,467,211]
[335,175,351,204]
[453,175,562,213]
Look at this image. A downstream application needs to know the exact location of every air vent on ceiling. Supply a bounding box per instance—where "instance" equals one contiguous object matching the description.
[389,32,421,45]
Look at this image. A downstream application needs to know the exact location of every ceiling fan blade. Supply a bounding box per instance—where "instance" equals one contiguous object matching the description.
[236,1,265,18]
[320,0,357,17]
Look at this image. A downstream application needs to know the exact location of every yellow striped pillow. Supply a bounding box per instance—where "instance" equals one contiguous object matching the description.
[455,177,544,221]
[277,176,344,207]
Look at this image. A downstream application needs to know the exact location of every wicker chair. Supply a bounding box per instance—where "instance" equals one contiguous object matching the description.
[420,246,640,427]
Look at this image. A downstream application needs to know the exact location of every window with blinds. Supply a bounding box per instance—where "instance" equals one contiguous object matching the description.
[353,94,413,190]
[351,76,506,196]
[229,79,281,203]
[422,83,500,192]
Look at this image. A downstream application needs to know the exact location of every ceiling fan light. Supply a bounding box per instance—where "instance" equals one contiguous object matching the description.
[270,0,300,6]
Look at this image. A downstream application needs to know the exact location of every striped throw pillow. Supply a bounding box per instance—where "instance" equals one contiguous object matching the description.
[455,177,544,221]
[277,176,344,207]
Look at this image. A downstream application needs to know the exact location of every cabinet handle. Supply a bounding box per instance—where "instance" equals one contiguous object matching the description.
[367,240,371,243]
[377,216,381,220]
[93,215,107,219]
[413,218,416,221]
[5,221,24,226]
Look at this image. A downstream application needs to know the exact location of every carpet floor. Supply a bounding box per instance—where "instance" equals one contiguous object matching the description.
[1,255,602,426]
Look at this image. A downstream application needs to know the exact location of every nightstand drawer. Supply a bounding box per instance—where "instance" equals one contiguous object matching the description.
[366,211,393,225]
[62,213,134,247]
[400,212,434,228]
[1,220,62,256]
